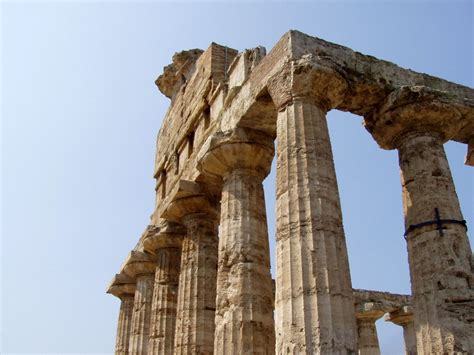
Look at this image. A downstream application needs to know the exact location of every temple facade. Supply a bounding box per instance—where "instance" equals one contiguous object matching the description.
[107,31,474,354]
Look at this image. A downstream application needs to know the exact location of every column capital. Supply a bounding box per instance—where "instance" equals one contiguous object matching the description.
[142,220,185,254]
[364,86,469,150]
[355,301,386,321]
[121,250,156,279]
[266,58,348,112]
[161,180,219,223]
[384,305,414,326]
[197,127,274,180]
[106,273,136,299]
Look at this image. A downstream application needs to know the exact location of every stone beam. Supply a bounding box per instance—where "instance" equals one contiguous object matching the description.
[223,30,473,152]
[353,289,411,313]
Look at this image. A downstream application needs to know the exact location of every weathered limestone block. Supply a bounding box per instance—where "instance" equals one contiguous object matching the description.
[385,306,416,355]
[143,222,185,355]
[353,289,412,312]
[273,97,357,354]
[228,46,266,91]
[107,274,137,355]
[156,49,204,100]
[163,187,219,355]
[396,131,474,354]
[123,251,157,355]
[198,128,275,354]
[355,302,385,355]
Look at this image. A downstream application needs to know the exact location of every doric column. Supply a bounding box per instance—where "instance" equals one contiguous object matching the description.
[107,274,136,355]
[366,90,474,354]
[163,184,219,355]
[385,306,416,355]
[198,128,275,354]
[274,97,357,353]
[355,303,385,355]
[143,222,185,355]
[123,251,157,355]
[398,132,474,353]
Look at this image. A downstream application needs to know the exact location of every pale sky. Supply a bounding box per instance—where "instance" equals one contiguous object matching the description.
[2,1,473,354]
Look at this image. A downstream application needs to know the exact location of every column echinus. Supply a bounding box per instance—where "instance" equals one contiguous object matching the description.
[162,181,219,355]
[142,222,185,354]
[122,251,157,355]
[267,62,357,354]
[198,128,276,354]
[385,306,416,355]
[368,86,474,354]
[107,274,136,355]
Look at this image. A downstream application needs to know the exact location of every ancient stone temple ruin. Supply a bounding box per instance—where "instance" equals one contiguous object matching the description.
[107,30,474,354]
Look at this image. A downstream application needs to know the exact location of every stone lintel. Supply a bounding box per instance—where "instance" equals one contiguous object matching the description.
[286,30,473,121]
[121,251,156,279]
[142,220,185,254]
[354,289,411,314]
[106,273,136,298]
[197,127,274,179]
[384,305,414,326]
[161,180,218,222]
[258,31,473,146]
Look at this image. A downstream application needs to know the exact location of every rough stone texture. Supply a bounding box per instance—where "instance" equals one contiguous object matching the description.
[385,306,417,355]
[116,296,134,355]
[148,247,182,355]
[355,302,386,355]
[274,98,357,354]
[174,214,218,355]
[108,30,474,355]
[129,274,155,355]
[198,128,275,354]
[156,49,204,100]
[107,274,136,355]
[162,187,219,355]
[353,289,412,312]
[397,133,474,354]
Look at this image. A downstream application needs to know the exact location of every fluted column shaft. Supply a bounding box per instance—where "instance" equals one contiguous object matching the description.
[275,98,357,354]
[174,214,218,355]
[357,317,381,355]
[148,247,181,354]
[215,168,275,354]
[115,295,134,355]
[129,274,155,355]
[398,321,416,355]
[398,133,474,354]
[401,322,416,355]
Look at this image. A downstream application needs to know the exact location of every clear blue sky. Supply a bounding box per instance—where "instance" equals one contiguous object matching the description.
[1,1,472,354]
